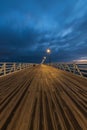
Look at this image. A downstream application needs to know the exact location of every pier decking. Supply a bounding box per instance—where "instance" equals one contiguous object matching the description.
[0,65,87,130]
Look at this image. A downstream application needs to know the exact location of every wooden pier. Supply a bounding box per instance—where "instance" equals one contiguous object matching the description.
[0,65,87,130]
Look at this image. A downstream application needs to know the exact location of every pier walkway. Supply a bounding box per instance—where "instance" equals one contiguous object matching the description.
[0,65,87,130]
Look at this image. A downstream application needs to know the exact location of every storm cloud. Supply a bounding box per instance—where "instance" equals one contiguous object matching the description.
[0,0,87,63]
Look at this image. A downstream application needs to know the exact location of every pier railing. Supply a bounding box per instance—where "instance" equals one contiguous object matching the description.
[51,63,87,78]
[0,63,33,77]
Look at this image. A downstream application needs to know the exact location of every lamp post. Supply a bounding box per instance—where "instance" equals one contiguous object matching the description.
[44,56,46,60]
[41,56,46,64]
[46,49,51,65]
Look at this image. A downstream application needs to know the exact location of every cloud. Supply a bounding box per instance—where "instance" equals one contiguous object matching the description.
[0,0,87,62]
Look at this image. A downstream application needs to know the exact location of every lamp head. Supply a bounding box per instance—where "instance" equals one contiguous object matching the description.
[47,49,51,53]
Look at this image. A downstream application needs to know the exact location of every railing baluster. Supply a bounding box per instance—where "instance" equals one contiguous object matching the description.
[4,63,6,75]
[14,63,16,71]
[75,64,83,77]
[19,63,21,70]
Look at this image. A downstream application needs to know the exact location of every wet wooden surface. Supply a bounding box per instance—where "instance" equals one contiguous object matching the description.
[0,65,87,130]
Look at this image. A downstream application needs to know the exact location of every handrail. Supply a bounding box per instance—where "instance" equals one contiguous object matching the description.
[50,63,87,78]
[0,63,34,77]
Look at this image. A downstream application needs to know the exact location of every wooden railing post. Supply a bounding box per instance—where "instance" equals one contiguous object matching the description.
[75,64,83,77]
[26,64,27,68]
[73,64,76,74]
[61,64,65,70]
[22,64,24,69]
[13,63,16,72]
[19,63,21,70]
[4,63,6,75]
[24,64,25,69]
[66,64,71,72]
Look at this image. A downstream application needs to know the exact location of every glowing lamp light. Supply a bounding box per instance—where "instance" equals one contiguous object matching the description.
[47,49,51,54]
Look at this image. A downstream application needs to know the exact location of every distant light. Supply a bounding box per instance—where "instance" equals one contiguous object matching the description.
[47,49,51,53]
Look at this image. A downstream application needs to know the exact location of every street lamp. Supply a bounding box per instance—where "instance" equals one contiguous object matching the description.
[46,49,51,65]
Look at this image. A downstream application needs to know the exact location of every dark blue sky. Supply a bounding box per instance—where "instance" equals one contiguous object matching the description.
[0,0,87,63]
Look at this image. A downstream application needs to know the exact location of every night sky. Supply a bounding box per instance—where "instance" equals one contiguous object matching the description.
[0,0,87,63]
